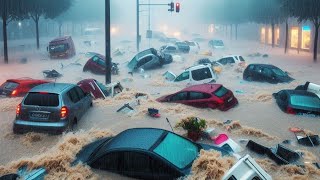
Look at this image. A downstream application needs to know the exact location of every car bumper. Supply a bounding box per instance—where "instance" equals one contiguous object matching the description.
[13,119,69,134]
[219,98,239,111]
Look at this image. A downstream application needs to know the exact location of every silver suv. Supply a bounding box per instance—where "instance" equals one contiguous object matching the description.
[14,83,93,134]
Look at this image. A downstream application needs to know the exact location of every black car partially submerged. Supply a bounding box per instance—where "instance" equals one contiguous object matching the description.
[273,90,320,115]
[243,64,294,84]
[73,128,230,180]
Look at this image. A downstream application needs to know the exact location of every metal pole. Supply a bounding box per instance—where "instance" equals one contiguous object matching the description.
[148,0,151,47]
[136,0,140,52]
[105,0,111,84]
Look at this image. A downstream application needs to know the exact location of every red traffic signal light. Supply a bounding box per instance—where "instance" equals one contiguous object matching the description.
[168,2,174,12]
[176,3,180,13]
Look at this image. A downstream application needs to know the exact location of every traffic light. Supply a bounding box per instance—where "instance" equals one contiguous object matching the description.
[168,2,174,12]
[176,3,180,13]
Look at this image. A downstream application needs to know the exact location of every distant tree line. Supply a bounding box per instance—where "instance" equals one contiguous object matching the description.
[204,0,320,62]
[1,0,118,64]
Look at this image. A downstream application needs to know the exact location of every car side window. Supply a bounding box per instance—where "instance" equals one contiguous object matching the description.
[170,92,188,101]
[75,86,85,99]
[228,57,235,63]
[93,56,105,66]
[91,152,121,171]
[189,92,210,100]
[191,67,212,81]
[137,56,153,67]
[67,87,80,103]
[234,56,239,60]
[248,65,254,70]
[219,58,227,65]
[175,71,189,82]
[167,46,176,51]
[262,68,273,77]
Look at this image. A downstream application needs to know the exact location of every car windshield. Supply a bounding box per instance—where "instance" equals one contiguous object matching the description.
[0,81,19,90]
[24,92,59,107]
[214,40,223,46]
[96,81,110,96]
[213,86,228,97]
[290,95,320,109]
[272,68,287,77]
[128,48,158,70]
[49,44,68,53]
[153,133,199,169]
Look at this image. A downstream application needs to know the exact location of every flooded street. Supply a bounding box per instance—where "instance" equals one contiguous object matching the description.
[0,36,320,179]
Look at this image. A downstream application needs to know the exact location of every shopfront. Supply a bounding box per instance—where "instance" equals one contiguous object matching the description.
[260,27,266,43]
[290,27,299,48]
[301,26,311,50]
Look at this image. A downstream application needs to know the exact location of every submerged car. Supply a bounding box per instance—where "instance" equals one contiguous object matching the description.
[243,64,294,84]
[48,36,76,59]
[175,41,190,53]
[208,40,224,49]
[215,55,246,66]
[0,78,50,97]
[273,90,320,115]
[14,83,93,134]
[127,48,173,72]
[184,41,200,54]
[157,84,238,111]
[73,128,230,180]
[77,79,123,99]
[83,53,119,75]
[163,64,218,86]
[160,44,180,54]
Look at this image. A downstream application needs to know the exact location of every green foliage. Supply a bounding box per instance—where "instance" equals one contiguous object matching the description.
[175,117,207,132]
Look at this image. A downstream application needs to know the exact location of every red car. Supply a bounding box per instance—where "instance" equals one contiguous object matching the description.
[0,78,50,97]
[157,84,238,111]
[83,54,119,75]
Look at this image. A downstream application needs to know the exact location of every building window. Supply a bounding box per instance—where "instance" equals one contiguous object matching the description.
[301,26,311,50]
[275,27,280,45]
[261,27,266,43]
[291,27,299,48]
[268,27,272,44]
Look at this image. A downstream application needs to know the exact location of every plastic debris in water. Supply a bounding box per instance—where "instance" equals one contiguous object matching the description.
[235,90,244,94]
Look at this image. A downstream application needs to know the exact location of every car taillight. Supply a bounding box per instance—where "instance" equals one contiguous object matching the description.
[60,106,68,118]
[286,107,296,114]
[11,90,18,96]
[16,104,21,116]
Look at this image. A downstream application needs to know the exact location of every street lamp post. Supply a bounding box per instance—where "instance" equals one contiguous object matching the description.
[105,0,111,84]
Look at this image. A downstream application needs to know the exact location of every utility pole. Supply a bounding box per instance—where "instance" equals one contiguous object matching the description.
[105,0,111,84]
[136,0,140,52]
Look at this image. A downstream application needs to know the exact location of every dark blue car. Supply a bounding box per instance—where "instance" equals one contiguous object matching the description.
[74,128,230,180]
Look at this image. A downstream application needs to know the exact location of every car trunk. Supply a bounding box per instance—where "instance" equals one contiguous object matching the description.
[213,87,237,110]
[0,81,19,97]
[20,92,61,122]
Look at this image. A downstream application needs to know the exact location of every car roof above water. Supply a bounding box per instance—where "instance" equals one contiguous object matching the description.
[29,83,74,94]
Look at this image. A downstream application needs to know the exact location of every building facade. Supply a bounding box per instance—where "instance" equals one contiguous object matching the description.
[259,19,316,52]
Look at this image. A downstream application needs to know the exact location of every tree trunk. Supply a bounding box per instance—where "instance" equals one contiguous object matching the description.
[235,24,238,40]
[271,23,275,48]
[313,23,319,62]
[230,24,233,40]
[35,18,40,50]
[284,20,288,54]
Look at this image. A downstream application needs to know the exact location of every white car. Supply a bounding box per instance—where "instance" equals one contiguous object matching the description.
[296,82,320,98]
[215,55,246,66]
[163,64,217,86]
[185,41,200,53]
[209,39,225,49]
[159,44,179,54]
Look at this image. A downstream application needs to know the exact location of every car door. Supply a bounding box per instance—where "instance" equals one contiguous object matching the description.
[184,91,211,108]
[74,86,91,118]
[262,67,275,83]
[190,67,215,85]
[67,87,81,119]
[169,91,189,104]
[174,71,191,86]
[227,57,235,64]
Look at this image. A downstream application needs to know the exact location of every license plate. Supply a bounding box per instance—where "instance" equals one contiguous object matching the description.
[30,113,49,119]
[227,97,233,102]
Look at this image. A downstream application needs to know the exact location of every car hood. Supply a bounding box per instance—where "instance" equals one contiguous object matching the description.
[278,75,294,83]
[72,136,113,166]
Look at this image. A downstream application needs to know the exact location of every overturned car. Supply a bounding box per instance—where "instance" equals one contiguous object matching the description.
[77,79,123,99]
[163,64,218,86]
[127,48,173,72]
[83,53,119,75]
[273,89,320,116]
